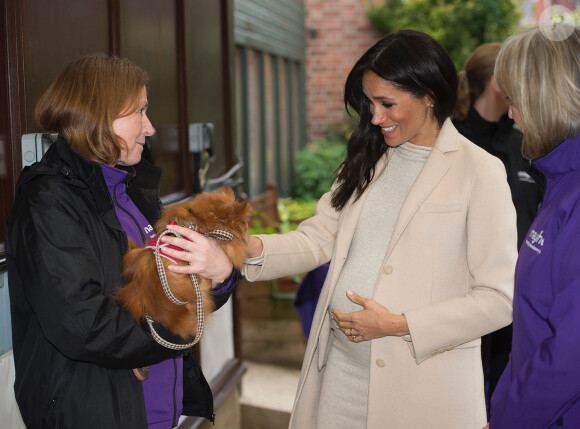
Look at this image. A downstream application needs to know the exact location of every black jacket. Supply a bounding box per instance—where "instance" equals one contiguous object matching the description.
[454,107,543,249]
[6,137,237,428]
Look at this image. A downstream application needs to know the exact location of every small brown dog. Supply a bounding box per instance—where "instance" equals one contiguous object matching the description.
[114,187,251,343]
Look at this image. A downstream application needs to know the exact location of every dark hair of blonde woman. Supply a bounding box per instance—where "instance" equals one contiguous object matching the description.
[495,25,580,160]
[34,52,149,166]
[453,43,502,121]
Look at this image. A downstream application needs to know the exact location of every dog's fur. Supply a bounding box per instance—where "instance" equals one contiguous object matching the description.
[114,187,251,340]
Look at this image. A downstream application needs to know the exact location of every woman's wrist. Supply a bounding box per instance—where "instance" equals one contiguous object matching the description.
[382,314,410,337]
[211,261,233,286]
[397,314,410,336]
[212,268,237,294]
[247,236,264,258]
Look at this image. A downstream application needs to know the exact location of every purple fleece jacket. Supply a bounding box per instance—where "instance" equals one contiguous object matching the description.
[490,135,580,429]
[102,164,183,429]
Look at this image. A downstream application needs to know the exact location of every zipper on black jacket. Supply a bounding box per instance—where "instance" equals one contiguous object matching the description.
[48,363,76,413]
[112,182,147,245]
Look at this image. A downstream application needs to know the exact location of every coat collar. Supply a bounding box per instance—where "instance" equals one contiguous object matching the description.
[533,135,580,179]
[386,119,458,257]
[334,118,459,264]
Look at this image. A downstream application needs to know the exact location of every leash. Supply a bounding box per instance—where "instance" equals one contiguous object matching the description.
[145,225,234,350]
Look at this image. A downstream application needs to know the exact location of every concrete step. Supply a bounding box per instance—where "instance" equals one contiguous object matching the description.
[240,361,301,429]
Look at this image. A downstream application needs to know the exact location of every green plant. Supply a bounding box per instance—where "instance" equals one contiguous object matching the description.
[277,198,318,233]
[294,117,355,201]
[248,214,278,235]
[247,199,317,286]
[366,0,522,70]
[294,139,345,201]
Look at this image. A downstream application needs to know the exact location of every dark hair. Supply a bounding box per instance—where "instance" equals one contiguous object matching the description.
[454,43,502,121]
[331,30,457,210]
[35,52,148,165]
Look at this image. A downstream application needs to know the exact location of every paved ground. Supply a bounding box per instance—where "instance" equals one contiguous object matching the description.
[240,360,300,412]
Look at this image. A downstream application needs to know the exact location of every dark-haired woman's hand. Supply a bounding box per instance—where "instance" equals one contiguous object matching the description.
[161,223,233,285]
[331,289,409,343]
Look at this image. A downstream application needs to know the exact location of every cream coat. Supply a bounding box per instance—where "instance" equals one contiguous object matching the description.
[243,120,517,428]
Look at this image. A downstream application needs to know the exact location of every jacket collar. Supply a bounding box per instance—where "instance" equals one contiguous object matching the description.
[101,163,130,191]
[331,119,458,270]
[465,106,515,137]
[432,118,460,154]
[385,119,457,257]
[363,119,458,184]
[533,135,580,179]
[18,135,162,219]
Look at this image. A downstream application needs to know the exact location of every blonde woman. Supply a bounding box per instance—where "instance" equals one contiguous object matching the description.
[487,24,580,429]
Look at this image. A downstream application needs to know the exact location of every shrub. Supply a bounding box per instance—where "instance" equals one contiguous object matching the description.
[366,0,521,70]
[293,117,355,201]
[277,198,318,233]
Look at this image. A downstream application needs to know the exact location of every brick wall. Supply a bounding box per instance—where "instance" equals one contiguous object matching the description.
[534,0,577,20]
[304,0,382,142]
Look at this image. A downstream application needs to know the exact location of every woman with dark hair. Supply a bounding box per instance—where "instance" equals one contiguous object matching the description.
[244,30,517,428]
[6,53,239,428]
[487,24,580,429]
[453,43,541,249]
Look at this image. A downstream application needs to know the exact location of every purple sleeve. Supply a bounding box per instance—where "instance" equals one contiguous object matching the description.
[490,218,580,428]
[211,270,237,295]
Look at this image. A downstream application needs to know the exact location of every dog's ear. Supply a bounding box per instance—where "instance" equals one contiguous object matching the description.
[215,186,236,201]
[218,187,250,215]
[237,200,252,219]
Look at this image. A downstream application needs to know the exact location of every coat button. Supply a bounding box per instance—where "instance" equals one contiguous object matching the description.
[376,359,386,368]
[383,265,393,274]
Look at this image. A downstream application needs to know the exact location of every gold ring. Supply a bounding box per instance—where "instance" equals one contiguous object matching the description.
[349,328,353,336]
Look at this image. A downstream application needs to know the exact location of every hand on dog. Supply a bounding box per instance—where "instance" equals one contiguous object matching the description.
[115,187,250,345]
[162,223,233,285]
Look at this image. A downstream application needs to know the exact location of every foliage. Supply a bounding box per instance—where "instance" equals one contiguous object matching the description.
[293,140,345,201]
[366,0,522,69]
[248,215,278,235]
[277,198,318,233]
[250,117,355,235]
[247,199,317,285]
[293,116,356,201]
[248,199,318,235]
